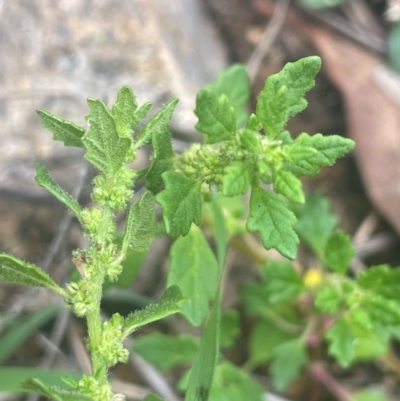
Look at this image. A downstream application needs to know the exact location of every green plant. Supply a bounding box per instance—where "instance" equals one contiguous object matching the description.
[0,56,354,401]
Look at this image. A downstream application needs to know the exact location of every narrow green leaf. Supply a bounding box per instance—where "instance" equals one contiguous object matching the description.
[357,264,400,301]
[293,193,337,253]
[37,110,85,148]
[21,378,93,401]
[0,254,64,296]
[83,98,131,173]
[146,125,174,194]
[111,86,139,136]
[325,316,356,367]
[0,304,61,363]
[136,99,178,148]
[322,230,354,274]
[195,88,236,144]
[261,259,304,303]
[168,226,219,326]
[0,368,81,393]
[256,56,321,138]
[35,163,81,217]
[273,170,305,204]
[123,191,156,252]
[136,102,152,120]
[222,161,251,197]
[123,285,184,336]
[270,339,307,391]
[156,172,202,238]
[285,133,355,176]
[246,186,299,259]
[210,63,250,127]
[133,333,198,371]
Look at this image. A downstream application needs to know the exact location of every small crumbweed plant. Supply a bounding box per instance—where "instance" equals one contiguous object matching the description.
[0,56,355,401]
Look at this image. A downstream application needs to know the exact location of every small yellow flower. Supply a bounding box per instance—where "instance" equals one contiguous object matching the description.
[304,268,323,287]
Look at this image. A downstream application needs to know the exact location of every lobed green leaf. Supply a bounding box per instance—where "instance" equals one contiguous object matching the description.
[222,161,251,197]
[284,133,355,176]
[357,265,400,301]
[136,98,178,148]
[322,230,354,274]
[273,169,305,204]
[210,63,250,127]
[111,86,139,136]
[35,163,81,217]
[83,99,132,173]
[261,259,304,303]
[256,56,321,138]
[37,110,85,148]
[270,339,307,391]
[156,171,202,237]
[325,316,355,367]
[168,226,219,326]
[315,284,341,313]
[247,186,299,259]
[195,88,236,144]
[123,191,156,252]
[0,254,64,295]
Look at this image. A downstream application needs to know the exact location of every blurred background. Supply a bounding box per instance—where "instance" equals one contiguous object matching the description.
[0,0,400,400]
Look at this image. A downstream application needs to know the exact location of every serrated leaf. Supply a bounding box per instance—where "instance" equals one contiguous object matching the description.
[261,259,304,303]
[136,98,178,148]
[270,339,307,391]
[315,284,341,313]
[210,63,250,127]
[293,193,337,254]
[362,294,400,326]
[195,88,236,144]
[35,163,81,217]
[0,254,64,295]
[82,98,131,173]
[208,362,264,401]
[322,230,354,274]
[37,110,85,148]
[246,186,299,259]
[146,125,174,194]
[325,316,355,367]
[123,191,156,252]
[168,226,219,326]
[239,128,260,151]
[111,86,139,136]
[136,102,152,120]
[256,56,321,138]
[285,133,355,176]
[357,265,400,301]
[123,285,184,337]
[273,170,305,204]
[156,171,202,237]
[222,161,251,196]
[256,84,288,139]
[21,378,93,401]
[133,333,198,371]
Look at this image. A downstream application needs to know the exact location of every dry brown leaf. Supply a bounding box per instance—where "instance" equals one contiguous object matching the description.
[305,27,400,234]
